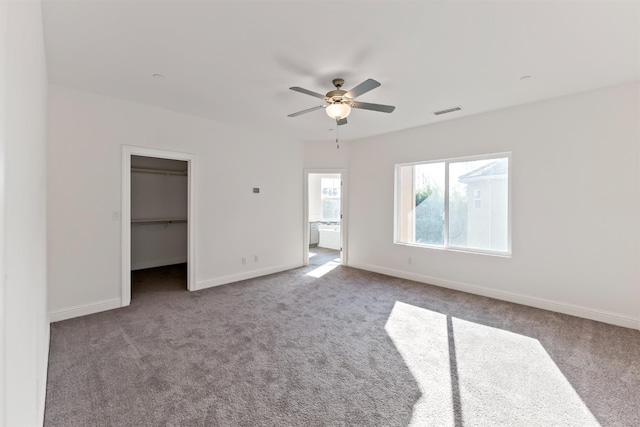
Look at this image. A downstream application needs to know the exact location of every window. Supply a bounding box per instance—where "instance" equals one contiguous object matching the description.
[396,154,510,255]
[321,178,341,221]
[473,190,482,209]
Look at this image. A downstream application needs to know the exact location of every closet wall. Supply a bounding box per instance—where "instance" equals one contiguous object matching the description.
[131,156,188,270]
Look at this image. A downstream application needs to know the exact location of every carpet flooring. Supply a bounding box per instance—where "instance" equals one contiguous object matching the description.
[45,254,640,426]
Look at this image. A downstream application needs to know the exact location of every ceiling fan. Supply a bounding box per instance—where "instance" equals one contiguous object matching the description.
[287,78,395,126]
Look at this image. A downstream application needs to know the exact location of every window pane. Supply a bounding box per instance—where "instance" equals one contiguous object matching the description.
[415,163,445,245]
[322,199,340,221]
[321,178,341,221]
[397,162,445,246]
[448,158,509,251]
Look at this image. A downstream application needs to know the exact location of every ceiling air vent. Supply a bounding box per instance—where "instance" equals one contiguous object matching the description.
[434,106,462,116]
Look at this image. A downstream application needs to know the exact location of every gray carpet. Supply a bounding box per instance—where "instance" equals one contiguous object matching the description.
[45,255,640,426]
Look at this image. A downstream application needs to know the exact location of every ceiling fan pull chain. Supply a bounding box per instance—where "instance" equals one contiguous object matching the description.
[336,120,340,149]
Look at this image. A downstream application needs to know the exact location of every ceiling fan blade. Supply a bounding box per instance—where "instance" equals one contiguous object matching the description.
[337,118,347,126]
[352,101,396,113]
[287,105,326,117]
[345,78,381,99]
[289,86,326,99]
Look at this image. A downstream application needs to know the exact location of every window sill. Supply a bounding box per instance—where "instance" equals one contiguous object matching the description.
[394,241,512,258]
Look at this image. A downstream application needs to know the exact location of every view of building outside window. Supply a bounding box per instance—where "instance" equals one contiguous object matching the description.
[448,158,508,251]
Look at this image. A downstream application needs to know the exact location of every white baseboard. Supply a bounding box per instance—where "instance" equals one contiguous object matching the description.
[350,262,640,331]
[131,257,187,271]
[196,262,302,291]
[49,298,122,323]
[48,263,302,321]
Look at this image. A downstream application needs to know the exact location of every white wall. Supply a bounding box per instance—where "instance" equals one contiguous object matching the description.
[348,83,640,329]
[303,140,349,169]
[48,85,303,318]
[1,0,50,424]
[131,160,188,270]
[308,174,322,222]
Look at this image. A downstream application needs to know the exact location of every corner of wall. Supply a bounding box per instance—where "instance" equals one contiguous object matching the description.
[48,298,122,323]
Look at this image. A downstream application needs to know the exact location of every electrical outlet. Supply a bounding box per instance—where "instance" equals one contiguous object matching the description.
[241,257,246,265]
[254,255,259,263]
[112,210,120,221]
[408,256,412,265]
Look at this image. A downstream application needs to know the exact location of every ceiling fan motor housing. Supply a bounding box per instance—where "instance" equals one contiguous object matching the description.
[325,89,350,105]
[326,78,352,105]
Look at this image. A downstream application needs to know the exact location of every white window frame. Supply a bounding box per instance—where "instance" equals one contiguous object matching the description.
[394,152,512,257]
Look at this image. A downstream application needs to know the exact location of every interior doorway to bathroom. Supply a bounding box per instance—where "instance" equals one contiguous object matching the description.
[304,170,347,268]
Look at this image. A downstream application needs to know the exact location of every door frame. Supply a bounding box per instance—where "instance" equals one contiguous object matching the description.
[303,169,348,266]
[121,145,197,307]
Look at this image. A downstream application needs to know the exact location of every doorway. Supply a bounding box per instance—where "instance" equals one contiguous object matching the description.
[121,146,196,307]
[130,156,187,300]
[304,169,347,267]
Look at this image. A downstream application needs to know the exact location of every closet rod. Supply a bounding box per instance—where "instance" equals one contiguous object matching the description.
[131,219,188,225]
[131,167,187,176]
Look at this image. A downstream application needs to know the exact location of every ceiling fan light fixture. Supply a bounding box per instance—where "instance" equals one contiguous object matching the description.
[326,103,351,120]
[288,78,395,122]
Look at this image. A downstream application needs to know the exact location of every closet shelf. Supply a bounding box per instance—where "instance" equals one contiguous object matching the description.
[131,219,187,225]
[131,167,187,176]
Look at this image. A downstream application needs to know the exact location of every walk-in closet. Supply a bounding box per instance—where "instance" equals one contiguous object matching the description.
[130,155,188,298]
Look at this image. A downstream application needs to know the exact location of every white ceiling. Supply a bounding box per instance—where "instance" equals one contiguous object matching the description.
[42,0,640,143]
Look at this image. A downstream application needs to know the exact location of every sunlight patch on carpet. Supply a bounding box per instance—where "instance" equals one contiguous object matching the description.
[306,258,341,278]
[385,301,600,426]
